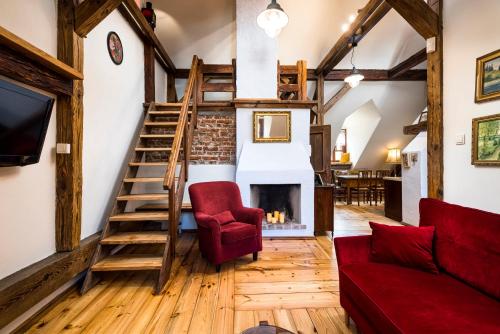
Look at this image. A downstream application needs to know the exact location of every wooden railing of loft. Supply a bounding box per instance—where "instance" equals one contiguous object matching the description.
[163,55,199,253]
[278,60,307,100]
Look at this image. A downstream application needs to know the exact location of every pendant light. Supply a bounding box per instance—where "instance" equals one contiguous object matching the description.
[257,0,289,38]
[344,38,364,88]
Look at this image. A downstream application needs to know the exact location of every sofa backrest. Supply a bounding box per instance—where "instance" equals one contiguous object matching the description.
[189,181,243,216]
[419,198,500,299]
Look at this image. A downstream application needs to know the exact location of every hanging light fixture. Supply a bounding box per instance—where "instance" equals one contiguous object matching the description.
[344,38,364,88]
[257,0,289,38]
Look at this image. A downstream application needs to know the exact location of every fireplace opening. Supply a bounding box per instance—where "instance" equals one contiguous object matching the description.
[250,184,301,225]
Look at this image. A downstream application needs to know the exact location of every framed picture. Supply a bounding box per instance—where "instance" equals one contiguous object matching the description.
[253,111,291,143]
[475,49,500,103]
[472,113,500,166]
[107,31,123,65]
[402,153,410,168]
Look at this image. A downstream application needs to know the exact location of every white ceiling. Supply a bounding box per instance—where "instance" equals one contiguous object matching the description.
[152,0,425,69]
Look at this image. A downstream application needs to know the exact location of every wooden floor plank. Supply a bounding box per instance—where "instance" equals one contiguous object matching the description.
[211,263,235,334]
[290,309,317,334]
[236,281,339,295]
[254,310,275,326]
[235,268,338,283]
[308,308,350,334]
[235,259,335,271]
[234,311,255,334]
[272,309,297,333]
[235,292,340,310]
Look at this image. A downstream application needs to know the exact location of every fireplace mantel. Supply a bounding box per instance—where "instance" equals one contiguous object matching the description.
[233,98,317,109]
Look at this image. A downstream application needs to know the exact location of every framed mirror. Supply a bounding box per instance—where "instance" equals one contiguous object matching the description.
[253,111,291,143]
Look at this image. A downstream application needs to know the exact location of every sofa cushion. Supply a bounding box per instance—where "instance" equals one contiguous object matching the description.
[369,222,438,274]
[419,198,500,299]
[213,210,236,225]
[340,262,500,334]
[221,222,257,244]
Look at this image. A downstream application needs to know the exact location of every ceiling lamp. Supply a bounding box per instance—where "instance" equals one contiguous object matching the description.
[257,0,289,38]
[344,38,364,88]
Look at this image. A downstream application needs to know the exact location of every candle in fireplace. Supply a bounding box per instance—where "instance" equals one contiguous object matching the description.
[266,212,272,223]
[279,212,285,223]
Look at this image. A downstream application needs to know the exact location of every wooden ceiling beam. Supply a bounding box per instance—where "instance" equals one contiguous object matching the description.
[316,0,391,75]
[308,69,426,81]
[75,0,123,37]
[384,0,439,39]
[324,83,351,115]
[388,48,427,79]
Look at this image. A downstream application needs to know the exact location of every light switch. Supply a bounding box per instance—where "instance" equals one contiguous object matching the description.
[426,37,436,53]
[455,134,465,145]
[56,143,71,154]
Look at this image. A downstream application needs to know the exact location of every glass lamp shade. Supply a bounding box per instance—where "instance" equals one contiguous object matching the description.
[344,68,364,88]
[386,148,401,163]
[257,1,289,38]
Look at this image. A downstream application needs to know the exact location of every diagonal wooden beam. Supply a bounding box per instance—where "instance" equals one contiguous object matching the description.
[75,0,123,37]
[388,48,427,78]
[316,0,391,75]
[384,0,439,39]
[324,83,351,114]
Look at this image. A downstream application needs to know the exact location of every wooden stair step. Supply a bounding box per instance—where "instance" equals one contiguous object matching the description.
[100,231,169,245]
[117,193,169,201]
[91,255,163,271]
[149,111,191,116]
[136,203,192,212]
[150,102,183,108]
[109,211,169,221]
[135,147,172,152]
[140,134,175,139]
[144,121,178,127]
[129,162,168,167]
[123,177,164,183]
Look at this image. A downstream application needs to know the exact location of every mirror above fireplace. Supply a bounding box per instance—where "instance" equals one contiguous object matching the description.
[253,111,291,143]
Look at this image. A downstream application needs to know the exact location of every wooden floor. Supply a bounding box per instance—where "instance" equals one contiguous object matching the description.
[23,204,400,334]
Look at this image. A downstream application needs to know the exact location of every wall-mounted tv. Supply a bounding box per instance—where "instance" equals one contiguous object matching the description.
[0,79,54,167]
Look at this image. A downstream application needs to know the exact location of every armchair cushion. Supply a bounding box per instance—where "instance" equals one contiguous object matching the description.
[213,210,236,225]
[369,221,438,274]
[221,222,257,244]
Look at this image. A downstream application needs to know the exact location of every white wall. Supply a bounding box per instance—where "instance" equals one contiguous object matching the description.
[154,59,168,101]
[0,1,57,279]
[443,0,500,213]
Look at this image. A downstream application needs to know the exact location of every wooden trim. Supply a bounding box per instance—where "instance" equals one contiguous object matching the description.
[0,47,73,96]
[120,0,176,73]
[316,0,390,75]
[74,0,123,37]
[388,48,427,79]
[0,26,82,80]
[384,0,439,39]
[0,233,100,329]
[316,74,325,124]
[56,0,84,251]
[144,43,155,102]
[233,99,317,109]
[308,69,427,81]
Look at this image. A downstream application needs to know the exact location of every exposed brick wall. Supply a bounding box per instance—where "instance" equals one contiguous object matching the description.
[191,111,236,165]
[146,111,236,165]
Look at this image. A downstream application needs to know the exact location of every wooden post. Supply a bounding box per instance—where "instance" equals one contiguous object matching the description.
[56,0,84,251]
[297,60,307,101]
[144,42,155,102]
[316,73,325,125]
[426,2,443,199]
[167,71,176,102]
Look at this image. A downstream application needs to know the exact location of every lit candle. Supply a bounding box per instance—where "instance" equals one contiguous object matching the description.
[279,213,285,223]
[266,213,272,223]
[274,211,280,219]
[271,217,277,224]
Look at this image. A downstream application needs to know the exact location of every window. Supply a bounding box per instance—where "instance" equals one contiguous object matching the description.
[333,129,347,161]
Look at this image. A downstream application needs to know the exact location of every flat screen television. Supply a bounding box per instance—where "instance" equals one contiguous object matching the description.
[0,80,54,166]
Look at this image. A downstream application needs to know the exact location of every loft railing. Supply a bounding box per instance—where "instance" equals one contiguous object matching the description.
[163,55,199,254]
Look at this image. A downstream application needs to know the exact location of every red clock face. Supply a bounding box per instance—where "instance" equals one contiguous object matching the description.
[107,32,123,65]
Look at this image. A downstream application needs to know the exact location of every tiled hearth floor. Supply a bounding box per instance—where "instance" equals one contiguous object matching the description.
[24,204,400,334]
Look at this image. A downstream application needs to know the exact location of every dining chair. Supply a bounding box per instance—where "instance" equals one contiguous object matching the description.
[351,170,373,206]
[372,169,392,205]
[332,171,347,204]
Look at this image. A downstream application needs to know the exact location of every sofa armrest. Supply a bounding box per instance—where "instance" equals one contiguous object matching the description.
[334,235,372,267]
[232,207,264,229]
[194,212,221,232]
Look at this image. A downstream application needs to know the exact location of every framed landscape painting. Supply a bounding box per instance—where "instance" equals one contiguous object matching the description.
[472,113,500,166]
[475,49,500,103]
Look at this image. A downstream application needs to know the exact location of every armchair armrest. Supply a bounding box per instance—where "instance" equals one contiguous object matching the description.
[194,212,221,232]
[334,235,372,267]
[232,207,264,228]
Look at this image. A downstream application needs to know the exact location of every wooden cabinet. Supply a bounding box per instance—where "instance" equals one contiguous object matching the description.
[310,125,332,184]
[314,185,334,235]
[384,178,402,222]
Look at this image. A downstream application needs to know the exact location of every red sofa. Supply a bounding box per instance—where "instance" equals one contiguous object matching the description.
[188,181,263,271]
[334,198,500,334]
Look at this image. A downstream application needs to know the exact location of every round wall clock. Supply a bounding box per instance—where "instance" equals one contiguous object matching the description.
[107,31,123,65]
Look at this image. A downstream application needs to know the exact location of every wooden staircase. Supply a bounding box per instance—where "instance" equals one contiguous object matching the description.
[81,56,200,295]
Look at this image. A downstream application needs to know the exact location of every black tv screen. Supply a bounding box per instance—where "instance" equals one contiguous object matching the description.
[0,80,54,166]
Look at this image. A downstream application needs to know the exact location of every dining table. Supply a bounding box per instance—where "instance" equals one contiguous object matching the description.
[335,174,379,204]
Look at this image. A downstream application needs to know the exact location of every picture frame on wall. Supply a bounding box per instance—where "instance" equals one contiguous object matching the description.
[475,49,500,103]
[471,113,500,166]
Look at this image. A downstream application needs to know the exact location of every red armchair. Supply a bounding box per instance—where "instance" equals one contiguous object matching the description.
[188,181,263,271]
